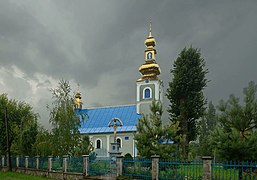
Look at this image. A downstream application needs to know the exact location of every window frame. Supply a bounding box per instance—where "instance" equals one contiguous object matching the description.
[95,138,102,149]
[143,87,152,99]
[116,137,122,148]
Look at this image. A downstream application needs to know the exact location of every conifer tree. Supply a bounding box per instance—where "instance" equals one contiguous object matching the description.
[211,81,257,161]
[198,101,217,156]
[135,101,178,159]
[166,47,208,160]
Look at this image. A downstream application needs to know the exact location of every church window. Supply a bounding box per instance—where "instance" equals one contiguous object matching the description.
[96,139,102,149]
[143,88,152,99]
[117,137,122,148]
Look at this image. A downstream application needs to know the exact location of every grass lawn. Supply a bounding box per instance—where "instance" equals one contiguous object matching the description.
[0,171,54,180]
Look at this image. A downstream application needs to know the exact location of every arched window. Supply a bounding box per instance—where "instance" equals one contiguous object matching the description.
[143,88,152,99]
[117,137,122,148]
[96,139,102,149]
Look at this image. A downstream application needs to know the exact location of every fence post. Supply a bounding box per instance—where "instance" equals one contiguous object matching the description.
[2,155,5,167]
[63,155,68,173]
[116,155,123,177]
[25,156,29,169]
[151,155,160,180]
[48,156,53,172]
[202,156,213,180]
[82,155,89,177]
[16,156,19,168]
[35,156,40,169]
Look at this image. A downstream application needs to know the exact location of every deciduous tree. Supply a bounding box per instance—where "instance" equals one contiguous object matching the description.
[48,80,90,156]
[0,94,39,156]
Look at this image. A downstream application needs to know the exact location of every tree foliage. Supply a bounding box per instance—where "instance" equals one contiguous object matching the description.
[166,47,208,160]
[33,128,54,156]
[197,101,217,156]
[211,81,257,161]
[0,94,39,156]
[45,79,90,156]
[135,101,178,159]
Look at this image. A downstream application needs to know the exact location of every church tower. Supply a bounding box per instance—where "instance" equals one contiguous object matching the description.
[136,24,163,114]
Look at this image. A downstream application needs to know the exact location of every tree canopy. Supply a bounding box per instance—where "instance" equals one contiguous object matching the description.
[35,79,91,156]
[0,94,39,156]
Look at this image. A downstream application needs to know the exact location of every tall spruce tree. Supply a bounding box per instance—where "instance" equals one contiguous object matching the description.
[166,47,208,160]
[135,101,178,159]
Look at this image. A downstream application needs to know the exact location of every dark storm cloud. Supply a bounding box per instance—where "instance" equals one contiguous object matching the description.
[0,0,257,126]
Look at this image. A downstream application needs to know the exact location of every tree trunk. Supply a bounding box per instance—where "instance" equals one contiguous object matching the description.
[180,98,189,160]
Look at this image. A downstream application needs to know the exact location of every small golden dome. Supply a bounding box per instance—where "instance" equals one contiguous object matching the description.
[74,84,83,109]
[144,37,156,47]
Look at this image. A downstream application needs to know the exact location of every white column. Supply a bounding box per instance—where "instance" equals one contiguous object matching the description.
[106,135,110,157]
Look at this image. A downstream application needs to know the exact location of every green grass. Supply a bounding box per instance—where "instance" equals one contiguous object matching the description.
[0,171,54,180]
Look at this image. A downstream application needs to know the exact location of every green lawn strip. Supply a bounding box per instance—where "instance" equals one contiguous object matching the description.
[0,171,54,180]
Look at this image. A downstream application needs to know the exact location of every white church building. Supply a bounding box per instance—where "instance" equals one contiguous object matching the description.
[75,26,163,158]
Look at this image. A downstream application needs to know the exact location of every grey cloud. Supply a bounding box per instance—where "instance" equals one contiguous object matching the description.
[1,0,257,126]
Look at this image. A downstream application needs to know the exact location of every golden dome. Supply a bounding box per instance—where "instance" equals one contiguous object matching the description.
[144,22,156,47]
[144,36,156,47]
[137,22,161,82]
[74,84,83,109]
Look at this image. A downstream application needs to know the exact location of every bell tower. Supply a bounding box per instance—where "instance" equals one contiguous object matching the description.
[136,23,163,115]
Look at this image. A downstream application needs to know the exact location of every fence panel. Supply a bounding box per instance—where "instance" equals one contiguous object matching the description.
[52,157,63,172]
[19,157,25,168]
[212,161,257,180]
[67,156,83,173]
[38,157,48,170]
[28,157,36,169]
[89,157,116,176]
[123,158,152,179]
[11,156,16,168]
[159,160,202,180]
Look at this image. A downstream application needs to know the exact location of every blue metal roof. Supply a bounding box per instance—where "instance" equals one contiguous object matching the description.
[78,105,141,134]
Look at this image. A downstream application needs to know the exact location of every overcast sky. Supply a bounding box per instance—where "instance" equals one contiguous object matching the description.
[0,0,257,128]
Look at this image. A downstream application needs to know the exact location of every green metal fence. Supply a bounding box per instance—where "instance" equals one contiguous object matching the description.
[28,157,36,169]
[89,157,116,176]
[38,157,48,170]
[123,158,152,179]
[11,156,16,168]
[159,160,202,180]
[212,161,257,180]
[52,157,63,172]
[67,156,83,173]
[19,157,25,168]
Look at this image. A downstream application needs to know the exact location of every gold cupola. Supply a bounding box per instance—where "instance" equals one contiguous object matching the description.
[74,84,83,110]
[137,23,161,82]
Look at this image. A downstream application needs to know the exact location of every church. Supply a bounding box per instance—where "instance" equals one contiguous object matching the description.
[74,25,163,158]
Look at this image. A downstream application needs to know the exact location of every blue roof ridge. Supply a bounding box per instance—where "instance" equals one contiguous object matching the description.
[84,104,136,110]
